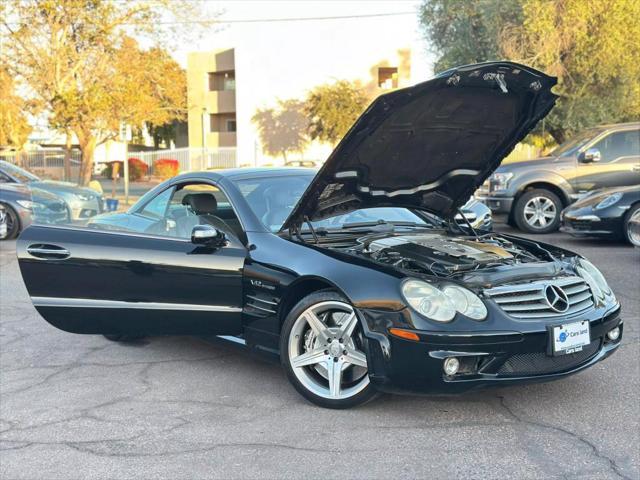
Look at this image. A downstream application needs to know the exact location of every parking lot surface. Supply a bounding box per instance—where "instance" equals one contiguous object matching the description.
[1,226,638,480]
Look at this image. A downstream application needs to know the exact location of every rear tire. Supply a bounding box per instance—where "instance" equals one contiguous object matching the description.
[514,189,562,234]
[280,291,379,409]
[0,204,20,240]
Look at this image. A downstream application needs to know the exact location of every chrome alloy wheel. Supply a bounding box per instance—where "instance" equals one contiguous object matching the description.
[287,300,369,400]
[523,196,557,229]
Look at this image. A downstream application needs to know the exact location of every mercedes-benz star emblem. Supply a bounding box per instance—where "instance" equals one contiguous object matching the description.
[544,285,570,313]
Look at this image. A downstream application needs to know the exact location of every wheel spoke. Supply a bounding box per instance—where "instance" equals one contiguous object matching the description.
[326,359,343,397]
[337,312,358,339]
[343,348,367,368]
[291,348,328,368]
[304,310,328,340]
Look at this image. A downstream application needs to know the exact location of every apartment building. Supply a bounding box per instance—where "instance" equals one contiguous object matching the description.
[187,35,430,166]
[187,49,237,150]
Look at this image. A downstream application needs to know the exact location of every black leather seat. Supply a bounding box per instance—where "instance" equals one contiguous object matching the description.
[177,193,232,238]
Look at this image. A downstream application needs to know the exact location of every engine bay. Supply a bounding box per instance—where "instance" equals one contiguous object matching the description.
[341,232,544,278]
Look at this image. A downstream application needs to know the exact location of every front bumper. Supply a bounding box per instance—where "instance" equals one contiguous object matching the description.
[561,209,623,238]
[360,306,622,395]
[475,194,514,215]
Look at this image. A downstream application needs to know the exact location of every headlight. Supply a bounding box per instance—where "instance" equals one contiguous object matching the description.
[16,200,42,210]
[402,280,456,322]
[442,285,488,320]
[491,172,514,191]
[595,192,622,210]
[74,192,94,201]
[576,258,614,302]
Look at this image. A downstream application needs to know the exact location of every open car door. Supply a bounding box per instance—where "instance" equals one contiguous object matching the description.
[16,182,246,336]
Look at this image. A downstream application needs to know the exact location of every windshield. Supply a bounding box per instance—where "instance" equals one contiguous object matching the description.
[549,128,600,157]
[232,174,434,232]
[0,161,40,183]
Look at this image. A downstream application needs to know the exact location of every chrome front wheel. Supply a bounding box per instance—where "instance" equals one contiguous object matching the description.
[281,292,378,408]
[523,196,556,229]
[514,189,562,234]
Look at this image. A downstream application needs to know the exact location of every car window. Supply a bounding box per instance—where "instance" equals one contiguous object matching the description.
[138,187,174,219]
[233,175,313,231]
[133,182,242,240]
[309,207,431,230]
[232,174,435,232]
[592,130,640,162]
[549,129,600,157]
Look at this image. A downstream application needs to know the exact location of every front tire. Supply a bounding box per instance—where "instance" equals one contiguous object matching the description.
[623,204,640,245]
[280,291,378,409]
[514,189,562,234]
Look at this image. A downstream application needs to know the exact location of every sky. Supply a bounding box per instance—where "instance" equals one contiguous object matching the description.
[171,0,434,75]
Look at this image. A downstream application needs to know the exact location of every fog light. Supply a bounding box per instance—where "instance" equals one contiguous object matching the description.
[443,357,460,376]
[607,327,620,342]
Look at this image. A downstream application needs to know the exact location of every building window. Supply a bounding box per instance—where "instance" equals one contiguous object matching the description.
[208,71,235,91]
[210,113,237,133]
[378,67,398,89]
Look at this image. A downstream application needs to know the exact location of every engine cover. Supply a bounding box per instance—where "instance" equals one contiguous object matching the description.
[365,233,513,272]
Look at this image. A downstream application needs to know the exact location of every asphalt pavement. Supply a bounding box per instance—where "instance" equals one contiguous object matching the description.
[1,226,638,480]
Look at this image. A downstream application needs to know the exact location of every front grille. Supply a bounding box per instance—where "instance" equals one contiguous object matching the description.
[485,276,594,320]
[497,340,600,376]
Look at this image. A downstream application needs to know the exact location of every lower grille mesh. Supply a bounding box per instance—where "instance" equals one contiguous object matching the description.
[497,340,600,376]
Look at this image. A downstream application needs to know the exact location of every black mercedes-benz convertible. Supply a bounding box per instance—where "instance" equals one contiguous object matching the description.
[16,62,622,408]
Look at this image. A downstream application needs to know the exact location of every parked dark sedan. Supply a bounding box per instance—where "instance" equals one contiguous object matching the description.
[16,62,622,408]
[0,182,69,240]
[0,161,104,221]
[561,185,640,243]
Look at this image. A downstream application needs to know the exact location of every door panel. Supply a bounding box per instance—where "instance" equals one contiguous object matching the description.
[17,225,245,335]
[573,129,640,192]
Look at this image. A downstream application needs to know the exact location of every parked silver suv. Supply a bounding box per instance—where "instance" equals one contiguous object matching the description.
[476,122,640,233]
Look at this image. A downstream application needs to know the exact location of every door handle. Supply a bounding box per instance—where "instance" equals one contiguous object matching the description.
[632,165,640,172]
[26,244,70,259]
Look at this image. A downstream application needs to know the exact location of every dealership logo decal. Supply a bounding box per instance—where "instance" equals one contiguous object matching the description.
[545,285,570,313]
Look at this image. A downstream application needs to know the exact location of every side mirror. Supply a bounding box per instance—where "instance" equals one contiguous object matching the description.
[191,224,225,247]
[580,148,601,163]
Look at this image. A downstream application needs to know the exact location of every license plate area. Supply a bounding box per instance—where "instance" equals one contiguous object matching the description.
[550,321,590,356]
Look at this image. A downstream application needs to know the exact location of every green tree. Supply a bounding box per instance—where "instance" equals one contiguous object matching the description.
[253,99,309,162]
[419,0,640,143]
[501,0,640,142]
[419,0,522,73]
[304,80,370,147]
[1,0,198,184]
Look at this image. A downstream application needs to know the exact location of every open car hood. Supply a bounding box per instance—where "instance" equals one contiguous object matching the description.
[281,61,557,232]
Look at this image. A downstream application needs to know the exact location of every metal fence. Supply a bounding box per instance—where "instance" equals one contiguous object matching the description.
[132,147,237,174]
[0,149,82,169]
[1,147,237,180]
[0,149,82,181]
